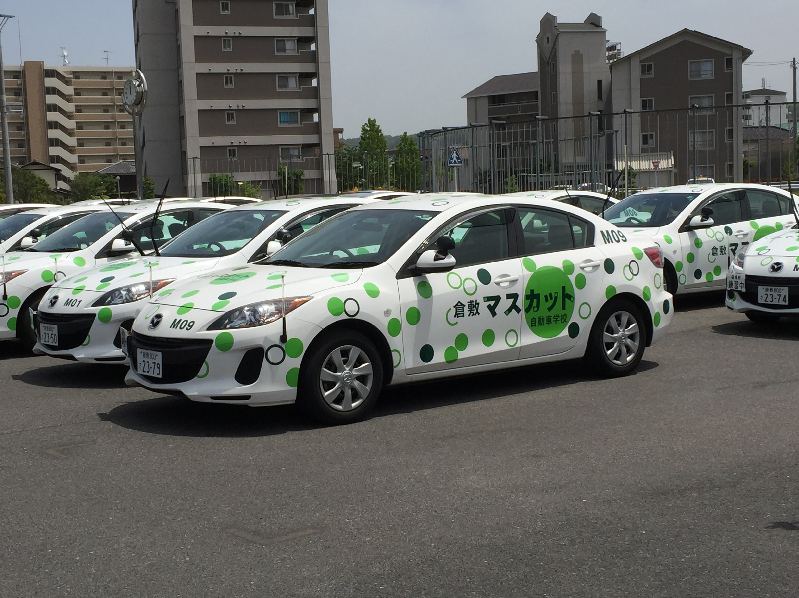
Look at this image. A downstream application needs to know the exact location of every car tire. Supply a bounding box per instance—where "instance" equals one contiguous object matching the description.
[745,311,781,324]
[664,261,679,296]
[297,329,384,425]
[18,288,47,352]
[585,298,648,378]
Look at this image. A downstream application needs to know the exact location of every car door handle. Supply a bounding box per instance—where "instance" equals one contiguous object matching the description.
[579,259,601,271]
[734,231,749,238]
[493,274,519,286]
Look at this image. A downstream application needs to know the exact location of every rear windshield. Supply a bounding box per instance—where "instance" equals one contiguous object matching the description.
[604,193,699,227]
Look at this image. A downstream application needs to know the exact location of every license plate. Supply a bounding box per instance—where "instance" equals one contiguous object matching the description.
[119,327,129,356]
[40,324,58,346]
[138,349,163,378]
[727,273,745,292]
[757,286,788,305]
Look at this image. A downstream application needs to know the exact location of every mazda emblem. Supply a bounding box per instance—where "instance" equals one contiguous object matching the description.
[770,262,784,273]
[148,313,163,330]
[48,295,59,308]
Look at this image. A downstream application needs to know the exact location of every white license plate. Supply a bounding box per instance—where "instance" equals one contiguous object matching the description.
[119,327,129,356]
[758,286,788,305]
[727,273,745,291]
[40,324,58,346]
[138,349,163,378]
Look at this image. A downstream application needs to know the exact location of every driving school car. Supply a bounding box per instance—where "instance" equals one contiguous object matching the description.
[1,201,228,351]
[604,184,798,295]
[508,189,618,215]
[35,197,379,364]
[725,222,799,322]
[125,193,672,425]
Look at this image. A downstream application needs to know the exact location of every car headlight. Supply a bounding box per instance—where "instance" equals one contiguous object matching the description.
[208,297,312,330]
[733,249,747,268]
[0,270,27,284]
[92,279,176,306]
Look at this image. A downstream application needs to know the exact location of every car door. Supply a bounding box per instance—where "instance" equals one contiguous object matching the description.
[514,206,606,359]
[745,188,796,242]
[679,190,746,290]
[398,207,523,374]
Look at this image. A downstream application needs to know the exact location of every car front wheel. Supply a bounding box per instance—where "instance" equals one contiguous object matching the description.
[585,298,647,377]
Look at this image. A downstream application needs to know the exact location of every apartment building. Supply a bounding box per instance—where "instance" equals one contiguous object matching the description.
[1,62,135,191]
[133,0,335,197]
[463,72,540,127]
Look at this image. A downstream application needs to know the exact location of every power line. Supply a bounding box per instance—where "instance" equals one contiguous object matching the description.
[745,61,793,66]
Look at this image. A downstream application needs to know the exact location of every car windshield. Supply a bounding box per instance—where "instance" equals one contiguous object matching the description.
[604,193,699,227]
[159,209,287,257]
[266,209,435,268]
[0,213,41,242]
[28,211,134,252]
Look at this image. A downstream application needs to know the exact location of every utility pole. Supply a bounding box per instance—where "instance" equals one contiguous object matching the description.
[792,57,797,183]
[623,108,632,196]
[691,104,699,182]
[765,99,771,185]
[0,14,15,204]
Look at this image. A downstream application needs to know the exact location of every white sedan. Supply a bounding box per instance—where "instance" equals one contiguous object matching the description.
[123,193,672,424]
[508,190,618,216]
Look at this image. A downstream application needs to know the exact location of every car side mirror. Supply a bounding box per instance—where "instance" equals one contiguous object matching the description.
[30,228,42,239]
[689,215,715,228]
[265,240,283,256]
[700,206,714,221]
[435,235,456,261]
[19,236,36,248]
[110,238,133,253]
[415,249,456,273]
[276,229,292,243]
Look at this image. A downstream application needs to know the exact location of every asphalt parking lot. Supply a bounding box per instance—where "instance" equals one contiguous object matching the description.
[1,293,797,597]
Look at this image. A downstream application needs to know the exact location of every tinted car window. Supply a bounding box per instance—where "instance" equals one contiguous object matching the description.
[432,210,510,268]
[518,208,574,254]
[746,190,782,219]
[692,191,743,226]
[605,193,699,227]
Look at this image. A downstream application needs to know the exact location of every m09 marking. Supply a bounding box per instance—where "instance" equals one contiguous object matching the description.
[170,319,195,331]
[600,230,627,244]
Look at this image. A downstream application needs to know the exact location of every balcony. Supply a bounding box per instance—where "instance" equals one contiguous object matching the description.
[487,102,539,119]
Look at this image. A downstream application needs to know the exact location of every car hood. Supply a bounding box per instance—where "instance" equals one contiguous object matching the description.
[743,228,799,273]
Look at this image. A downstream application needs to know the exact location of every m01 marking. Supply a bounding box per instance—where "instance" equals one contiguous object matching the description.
[63,298,82,308]
[170,318,195,331]
[600,230,627,244]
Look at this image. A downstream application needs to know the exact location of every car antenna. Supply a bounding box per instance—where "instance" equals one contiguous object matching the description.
[149,180,169,257]
[601,170,626,221]
[279,274,288,344]
[1,255,8,301]
[102,198,147,257]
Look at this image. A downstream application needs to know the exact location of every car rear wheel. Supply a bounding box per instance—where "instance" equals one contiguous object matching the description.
[585,298,647,377]
[745,311,781,324]
[297,329,384,425]
[18,288,47,352]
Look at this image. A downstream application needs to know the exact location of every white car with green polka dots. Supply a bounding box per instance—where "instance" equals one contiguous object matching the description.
[0,204,110,254]
[1,201,229,351]
[604,184,799,294]
[34,197,379,363]
[508,189,618,215]
[124,193,672,425]
[725,217,799,323]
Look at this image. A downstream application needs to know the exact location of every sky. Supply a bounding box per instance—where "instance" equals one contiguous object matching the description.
[2,0,796,137]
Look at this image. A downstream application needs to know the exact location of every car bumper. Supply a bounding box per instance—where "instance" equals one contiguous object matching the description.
[35,309,134,364]
[725,264,799,314]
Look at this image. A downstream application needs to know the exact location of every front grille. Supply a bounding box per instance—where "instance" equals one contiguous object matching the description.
[37,312,95,350]
[738,275,799,310]
[129,331,213,384]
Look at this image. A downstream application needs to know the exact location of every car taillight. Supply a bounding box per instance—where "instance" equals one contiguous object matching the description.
[643,246,663,268]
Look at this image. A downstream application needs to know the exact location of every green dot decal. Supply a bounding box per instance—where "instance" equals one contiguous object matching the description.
[606,285,616,300]
[575,273,586,290]
[675,261,684,272]
[182,261,196,265]
[72,286,86,295]
[524,266,575,339]
[100,262,135,272]
[406,307,421,325]
[357,248,370,255]
[74,277,87,283]
[332,273,349,283]
[285,338,303,358]
[631,247,644,260]
[753,225,778,242]
[477,268,491,285]
[7,317,17,331]
[454,333,468,351]
[444,346,459,364]
[286,368,300,388]
[786,246,799,252]
[417,280,433,298]
[182,290,200,298]
[568,323,580,339]
[267,284,282,290]
[97,307,113,323]
[212,300,229,311]
[177,303,194,315]
[664,299,671,314]
[387,318,402,337]
[364,283,380,298]
[218,292,237,300]
[693,269,702,280]
[642,286,651,301]
[73,256,86,267]
[713,265,722,276]
[327,297,345,316]
[654,312,662,327]
[158,288,173,297]
[41,270,54,283]
[705,272,713,282]
[663,235,673,244]
[604,259,615,274]
[420,344,434,363]
[686,253,695,264]
[482,329,495,347]
[211,272,257,285]
[522,257,536,272]
[694,238,703,248]
[6,296,20,309]
[215,332,234,352]
[562,260,575,275]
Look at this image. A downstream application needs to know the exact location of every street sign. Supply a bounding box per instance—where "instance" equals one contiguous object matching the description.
[652,160,660,170]
[447,147,463,168]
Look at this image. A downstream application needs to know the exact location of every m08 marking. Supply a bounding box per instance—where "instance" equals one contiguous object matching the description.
[600,230,627,244]
[170,318,195,331]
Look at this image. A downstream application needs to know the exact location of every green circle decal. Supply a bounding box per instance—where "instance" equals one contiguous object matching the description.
[417,280,433,299]
[444,346,458,364]
[686,253,695,264]
[177,303,194,315]
[753,225,778,242]
[72,286,86,295]
[524,266,575,339]
[392,349,401,368]
[7,317,16,331]
[663,299,671,314]
[182,290,200,298]
[41,270,54,283]
[663,235,673,244]
[606,285,616,299]
[568,323,580,339]
[327,297,345,316]
[6,296,21,310]
[97,307,113,323]
[482,329,495,347]
[364,283,380,298]
[420,344,434,363]
[212,300,229,311]
[100,262,135,272]
[578,302,592,320]
[562,260,575,275]
[406,307,421,325]
[447,272,462,289]
[642,286,651,301]
[575,273,586,290]
[631,247,644,260]
[387,318,402,337]
[654,312,661,327]
[675,261,683,272]
[604,259,615,274]
[215,332,234,352]
[285,337,304,358]
[331,273,349,283]
[73,256,86,267]
[286,367,300,388]
[694,238,703,249]
[218,292,237,300]
[210,272,257,285]
[705,272,713,282]
[522,257,536,272]
[477,268,491,285]
[505,329,518,347]
[713,265,722,276]
[455,333,468,351]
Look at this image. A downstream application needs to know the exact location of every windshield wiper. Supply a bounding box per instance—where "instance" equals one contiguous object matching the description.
[265,259,308,268]
[318,261,376,269]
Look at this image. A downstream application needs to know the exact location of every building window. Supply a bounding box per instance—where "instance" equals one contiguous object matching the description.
[226,110,236,124]
[726,162,734,178]
[551,92,556,103]
[689,165,715,179]
[725,56,733,72]
[280,146,302,162]
[220,1,230,14]
[688,59,714,80]
[689,95,714,114]
[725,127,734,142]
[277,75,299,90]
[725,92,733,106]
[278,111,300,126]
[222,37,232,51]
[689,130,716,150]
[597,79,603,101]
[103,124,111,129]
[275,38,298,54]
[227,147,237,159]
[641,133,655,148]
[641,98,654,111]
[274,2,296,17]
[550,62,555,74]
[640,62,654,78]
[224,74,234,88]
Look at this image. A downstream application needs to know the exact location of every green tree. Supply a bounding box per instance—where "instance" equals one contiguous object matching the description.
[68,172,118,202]
[207,174,235,196]
[0,166,58,204]
[392,132,420,191]
[358,118,389,189]
[276,165,304,196]
[239,181,262,198]
[142,176,155,199]
[335,142,359,191]
[743,159,757,182]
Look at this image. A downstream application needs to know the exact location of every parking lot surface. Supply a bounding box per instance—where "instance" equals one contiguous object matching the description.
[0,294,797,597]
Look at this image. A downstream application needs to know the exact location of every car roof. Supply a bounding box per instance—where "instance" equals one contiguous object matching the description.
[635,183,795,197]
[223,196,378,213]
[0,203,51,211]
